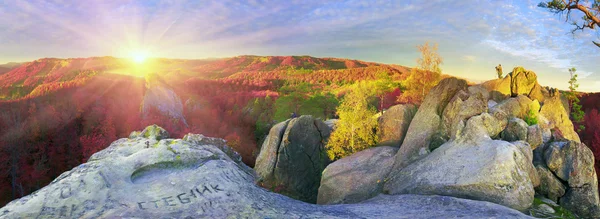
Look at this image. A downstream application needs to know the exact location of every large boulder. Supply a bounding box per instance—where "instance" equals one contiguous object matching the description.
[254,115,331,203]
[384,113,536,212]
[377,104,417,146]
[509,67,538,97]
[0,126,534,218]
[481,75,511,102]
[441,88,488,140]
[392,77,468,170]
[254,120,291,180]
[544,141,596,188]
[526,125,544,150]
[502,118,528,142]
[489,95,534,119]
[512,141,540,188]
[383,136,536,211]
[318,146,398,205]
[560,183,600,218]
[539,96,581,142]
[541,140,600,217]
[481,67,544,103]
[535,165,566,202]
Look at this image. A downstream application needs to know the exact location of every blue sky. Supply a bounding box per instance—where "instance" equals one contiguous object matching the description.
[0,0,599,91]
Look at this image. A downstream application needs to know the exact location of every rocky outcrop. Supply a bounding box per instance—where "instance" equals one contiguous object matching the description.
[318,146,398,205]
[377,104,417,146]
[0,125,534,218]
[489,95,535,119]
[539,96,581,142]
[254,115,331,203]
[535,140,600,218]
[383,131,536,211]
[482,66,546,103]
[510,67,538,97]
[392,77,468,170]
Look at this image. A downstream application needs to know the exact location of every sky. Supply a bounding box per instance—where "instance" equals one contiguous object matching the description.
[0,0,599,91]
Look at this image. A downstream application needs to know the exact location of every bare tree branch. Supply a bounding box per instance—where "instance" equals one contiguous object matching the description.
[539,0,600,47]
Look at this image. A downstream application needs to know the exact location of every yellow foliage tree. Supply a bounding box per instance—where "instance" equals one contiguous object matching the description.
[326,82,379,160]
[399,42,443,104]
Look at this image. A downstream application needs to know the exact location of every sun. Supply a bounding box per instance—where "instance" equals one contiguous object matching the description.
[130,50,149,64]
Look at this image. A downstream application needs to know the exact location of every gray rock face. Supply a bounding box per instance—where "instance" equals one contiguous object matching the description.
[141,85,188,126]
[377,104,417,147]
[535,165,566,202]
[441,88,488,140]
[538,140,600,218]
[502,118,528,142]
[384,136,535,211]
[254,120,290,182]
[0,126,534,219]
[254,115,331,203]
[544,141,596,188]
[512,141,540,188]
[526,125,543,150]
[318,146,398,205]
[560,183,600,218]
[392,77,468,170]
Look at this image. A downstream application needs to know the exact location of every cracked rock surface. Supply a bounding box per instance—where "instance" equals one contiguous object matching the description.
[254,115,331,203]
[0,125,533,218]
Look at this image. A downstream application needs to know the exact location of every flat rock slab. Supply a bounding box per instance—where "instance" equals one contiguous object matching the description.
[0,126,533,218]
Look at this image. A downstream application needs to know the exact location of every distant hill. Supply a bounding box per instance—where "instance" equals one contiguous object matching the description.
[0,62,23,75]
[0,56,412,100]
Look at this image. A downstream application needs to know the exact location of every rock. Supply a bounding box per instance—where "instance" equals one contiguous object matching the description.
[509,67,538,97]
[0,126,534,218]
[383,137,536,211]
[141,85,188,126]
[377,104,417,147]
[139,124,170,141]
[526,125,543,150]
[481,76,511,102]
[467,85,490,100]
[392,77,468,170]
[129,131,141,139]
[560,183,600,218]
[537,203,556,214]
[535,165,566,202]
[539,96,581,142]
[502,118,528,142]
[254,115,331,203]
[488,100,498,109]
[441,89,488,140]
[317,146,398,205]
[541,140,600,217]
[528,83,547,103]
[489,95,533,119]
[254,120,291,181]
[512,141,540,187]
[544,141,596,188]
[541,127,552,144]
[460,113,507,140]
